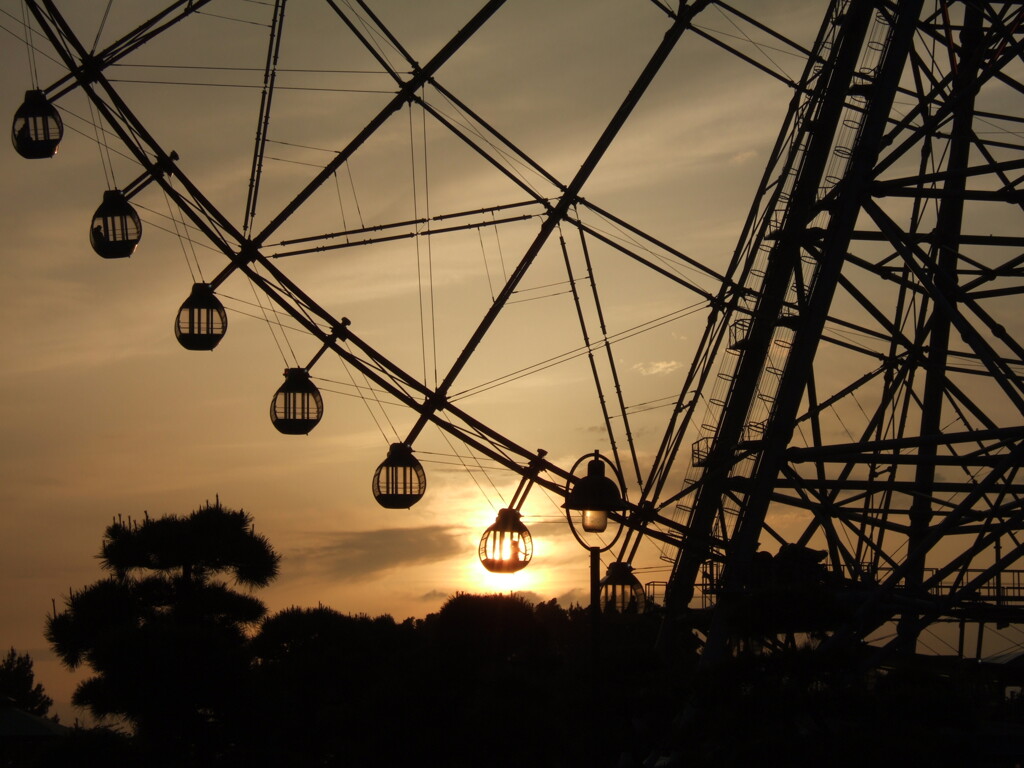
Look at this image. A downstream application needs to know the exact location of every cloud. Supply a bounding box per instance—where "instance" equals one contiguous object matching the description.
[287,525,466,582]
[417,589,451,603]
[632,360,682,376]
[557,587,588,608]
[511,590,545,606]
[728,150,759,166]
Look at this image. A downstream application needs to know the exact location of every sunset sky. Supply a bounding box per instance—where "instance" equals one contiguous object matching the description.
[0,0,823,719]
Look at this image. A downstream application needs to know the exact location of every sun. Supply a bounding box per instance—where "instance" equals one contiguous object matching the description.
[451,542,554,599]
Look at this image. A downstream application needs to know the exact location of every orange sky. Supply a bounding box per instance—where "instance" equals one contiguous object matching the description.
[0,0,824,720]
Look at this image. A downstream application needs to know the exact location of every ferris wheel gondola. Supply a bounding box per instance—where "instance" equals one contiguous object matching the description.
[11,89,61,159]
[89,189,142,259]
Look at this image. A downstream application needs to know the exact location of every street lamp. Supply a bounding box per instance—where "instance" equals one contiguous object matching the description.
[564,451,625,533]
[563,451,627,651]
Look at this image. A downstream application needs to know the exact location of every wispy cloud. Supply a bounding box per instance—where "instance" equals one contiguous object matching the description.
[632,360,682,376]
[287,526,466,582]
[557,587,588,608]
[728,150,759,166]
[417,589,451,603]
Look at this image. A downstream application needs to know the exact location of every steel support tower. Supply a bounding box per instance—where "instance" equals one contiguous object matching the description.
[659,0,1024,660]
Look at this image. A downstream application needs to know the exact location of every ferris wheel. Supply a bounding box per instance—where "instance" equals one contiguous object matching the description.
[11,0,1024,663]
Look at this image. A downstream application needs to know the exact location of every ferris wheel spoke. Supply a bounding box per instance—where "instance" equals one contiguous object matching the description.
[268,201,545,258]
[26,5,254,256]
[242,0,286,237]
[405,2,712,450]
[31,0,217,101]
[252,0,508,247]
[323,0,567,206]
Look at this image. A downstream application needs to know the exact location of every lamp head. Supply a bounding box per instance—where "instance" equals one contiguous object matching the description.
[563,453,624,533]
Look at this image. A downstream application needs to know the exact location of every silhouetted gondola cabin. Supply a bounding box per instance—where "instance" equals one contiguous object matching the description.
[11,90,62,159]
[270,368,323,434]
[175,283,227,350]
[372,443,427,508]
[601,561,646,614]
[90,190,142,259]
[479,508,532,573]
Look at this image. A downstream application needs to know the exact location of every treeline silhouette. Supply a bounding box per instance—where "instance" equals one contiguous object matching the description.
[16,502,679,767]
[5,503,1024,767]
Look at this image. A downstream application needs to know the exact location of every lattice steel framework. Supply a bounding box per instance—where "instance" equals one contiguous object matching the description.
[658,0,1024,659]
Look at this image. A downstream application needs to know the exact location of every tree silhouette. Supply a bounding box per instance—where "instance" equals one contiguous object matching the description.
[45,501,279,762]
[0,647,53,717]
[244,606,420,765]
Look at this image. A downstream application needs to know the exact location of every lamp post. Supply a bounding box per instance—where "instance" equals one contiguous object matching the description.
[563,451,627,653]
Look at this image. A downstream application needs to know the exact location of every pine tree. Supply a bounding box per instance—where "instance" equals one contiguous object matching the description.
[45,501,279,758]
[0,647,53,717]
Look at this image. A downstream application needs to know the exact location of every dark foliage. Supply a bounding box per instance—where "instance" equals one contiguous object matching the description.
[45,502,279,766]
[668,645,1024,768]
[240,605,418,766]
[39,513,1024,768]
[26,726,142,768]
[0,647,52,717]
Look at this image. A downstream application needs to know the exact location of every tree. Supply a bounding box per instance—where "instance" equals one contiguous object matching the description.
[244,607,419,765]
[0,647,52,717]
[45,501,279,761]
